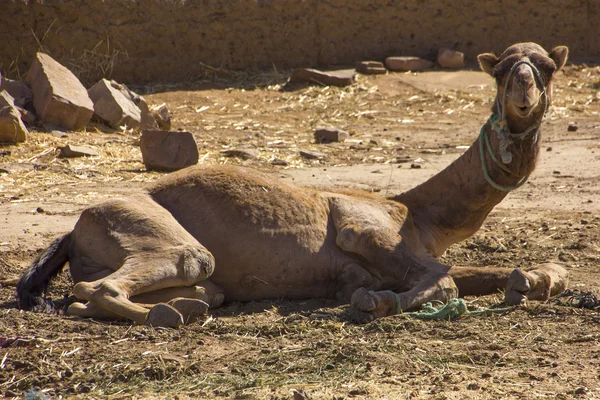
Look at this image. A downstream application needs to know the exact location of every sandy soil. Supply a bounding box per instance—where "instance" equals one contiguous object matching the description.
[0,65,599,399]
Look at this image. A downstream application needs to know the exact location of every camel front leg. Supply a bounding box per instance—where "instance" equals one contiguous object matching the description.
[350,273,458,323]
[449,262,568,305]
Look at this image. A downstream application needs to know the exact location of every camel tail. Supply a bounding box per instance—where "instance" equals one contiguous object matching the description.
[16,234,71,313]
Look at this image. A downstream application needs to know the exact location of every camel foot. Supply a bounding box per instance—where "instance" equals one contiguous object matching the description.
[145,303,184,328]
[350,287,397,324]
[167,298,209,324]
[505,269,530,306]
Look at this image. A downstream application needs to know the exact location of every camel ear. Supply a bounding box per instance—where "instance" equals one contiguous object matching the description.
[549,46,568,71]
[477,53,499,76]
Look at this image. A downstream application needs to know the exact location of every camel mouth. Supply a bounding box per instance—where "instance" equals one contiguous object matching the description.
[513,104,535,117]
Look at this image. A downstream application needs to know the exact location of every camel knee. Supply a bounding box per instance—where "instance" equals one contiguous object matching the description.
[178,246,215,285]
[435,274,459,302]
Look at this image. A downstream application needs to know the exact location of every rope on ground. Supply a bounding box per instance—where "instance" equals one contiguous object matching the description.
[399,298,513,321]
[552,289,600,310]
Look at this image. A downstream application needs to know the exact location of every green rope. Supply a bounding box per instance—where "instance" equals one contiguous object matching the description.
[374,291,513,321]
[479,120,530,192]
[401,298,512,321]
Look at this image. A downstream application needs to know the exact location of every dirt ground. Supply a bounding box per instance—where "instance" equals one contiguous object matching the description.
[0,64,599,399]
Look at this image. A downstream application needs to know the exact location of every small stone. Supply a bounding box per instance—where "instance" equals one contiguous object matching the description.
[292,389,309,400]
[150,103,171,130]
[26,52,94,130]
[88,79,142,129]
[140,130,199,171]
[567,122,578,132]
[392,156,412,164]
[355,61,386,75]
[271,158,289,166]
[410,163,422,169]
[385,56,433,72]
[553,170,561,175]
[437,48,464,69]
[546,146,552,151]
[220,148,258,160]
[0,90,28,142]
[60,144,99,158]
[290,68,355,87]
[574,387,588,395]
[50,130,68,138]
[299,150,327,160]
[314,127,349,143]
[15,105,37,126]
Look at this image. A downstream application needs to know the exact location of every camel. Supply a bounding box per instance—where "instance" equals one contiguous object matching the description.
[17,42,570,327]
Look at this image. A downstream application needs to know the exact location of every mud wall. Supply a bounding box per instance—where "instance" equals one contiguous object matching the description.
[1,0,598,85]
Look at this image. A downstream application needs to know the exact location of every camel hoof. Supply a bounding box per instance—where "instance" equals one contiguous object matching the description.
[167,298,209,324]
[505,269,530,306]
[146,303,184,328]
[350,287,377,312]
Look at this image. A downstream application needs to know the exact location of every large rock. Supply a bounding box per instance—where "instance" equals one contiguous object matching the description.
[437,48,464,69]
[0,90,28,142]
[26,52,94,130]
[140,130,199,171]
[115,83,159,130]
[385,56,433,72]
[0,78,33,109]
[290,68,355,87]
[88,79,142,129]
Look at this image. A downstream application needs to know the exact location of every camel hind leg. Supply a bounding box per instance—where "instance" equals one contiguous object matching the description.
[68,281,225,323]
[66,195,216,327]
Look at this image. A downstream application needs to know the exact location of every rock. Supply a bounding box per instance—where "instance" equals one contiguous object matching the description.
[0,77,33,108]
[15,105,36,126]
[271,157,289,166]
[140,130,199,171]
[60,144,99,158]
[220,148,258,160]
[0,90,28,142]
[299,150,327,160]
[385,56,433,72]
[292,389,310,400]
[567,122,578,132]
[355,61,386,75]
[115,83,159,130]
[314,127,349,143]
[290,68,355,87]
[26,52,94,130]
[437,48,464,69]
[151,103,171,130]
[88,79,142,129]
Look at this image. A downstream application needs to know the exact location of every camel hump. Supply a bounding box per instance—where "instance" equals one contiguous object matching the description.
[16,233,71,312]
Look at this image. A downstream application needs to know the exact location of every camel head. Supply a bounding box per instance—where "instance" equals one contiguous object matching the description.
[477,43,568,132]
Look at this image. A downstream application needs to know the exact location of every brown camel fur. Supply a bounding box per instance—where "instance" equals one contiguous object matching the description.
[17,43,570,327]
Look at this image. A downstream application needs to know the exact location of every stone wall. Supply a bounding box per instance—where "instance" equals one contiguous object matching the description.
[1,0,597,85]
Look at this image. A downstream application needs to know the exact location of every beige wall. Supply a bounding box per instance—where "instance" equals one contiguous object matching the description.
[1,0,597,85]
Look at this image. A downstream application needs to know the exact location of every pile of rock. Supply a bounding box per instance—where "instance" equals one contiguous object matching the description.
[0,52,171,139]
[289,47,466,87]
[0,52,199,171]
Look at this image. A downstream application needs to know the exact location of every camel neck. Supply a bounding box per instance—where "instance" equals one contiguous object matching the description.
[391,117,540,257]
